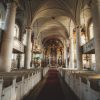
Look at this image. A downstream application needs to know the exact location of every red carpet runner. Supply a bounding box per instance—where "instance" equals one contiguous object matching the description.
[36,69,66,100]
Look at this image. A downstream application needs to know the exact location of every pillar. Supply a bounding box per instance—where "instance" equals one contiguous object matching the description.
[91,0,100,72]
[49,55,51,65]
[0,1,17,72]
[66,47,68,68]
[24,27,32,69]
[66,40,70,68]
[76,26,83,70]
[57,48,59,66]
[63,41,66,67]
[69,34,74,69]
[49,48,51,65]
[18,34,25,69]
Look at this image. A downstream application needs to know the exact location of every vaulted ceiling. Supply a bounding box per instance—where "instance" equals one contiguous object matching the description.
[3,0,92,44]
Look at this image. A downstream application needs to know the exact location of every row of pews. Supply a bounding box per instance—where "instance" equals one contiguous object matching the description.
[59,68,100,100]
[0,67,49,100]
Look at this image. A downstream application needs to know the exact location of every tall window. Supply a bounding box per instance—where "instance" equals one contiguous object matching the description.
[89,23,96,69]
[89,23,94,39]
[14,24,19,39]
[0,3,5,29]
[81,31,86,45]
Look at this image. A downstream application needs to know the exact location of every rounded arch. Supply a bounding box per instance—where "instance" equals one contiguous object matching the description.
[80,4,92,41]
[42,35,65,47]
[31,0,76,26]
[32,8,75,25]
[14,24,20,39]
[33,16,69,39]
[43,38,64,48]
[80,4,92,27]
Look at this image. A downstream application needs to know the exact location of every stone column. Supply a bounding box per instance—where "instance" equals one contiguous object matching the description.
[66,47,68,68]
[57,48,59,65]
[49,53,51,65]
[66,40,70,68]
[63,41,67,67]
[24,27,32,69]
[18,33,25,69]
[0,1,17,72]
[76,26,83,70]
[69,35,74,69]
[49,48,51,65]
[91,0,100,72]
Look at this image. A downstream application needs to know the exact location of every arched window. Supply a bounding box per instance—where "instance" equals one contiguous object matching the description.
[89,23,96,70]
[14,24,19,39]
[0,3,5,29]
[89,23,94,39]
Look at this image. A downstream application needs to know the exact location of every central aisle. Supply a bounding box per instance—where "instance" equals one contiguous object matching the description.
[36,69,66,100]
[23,68,79,100]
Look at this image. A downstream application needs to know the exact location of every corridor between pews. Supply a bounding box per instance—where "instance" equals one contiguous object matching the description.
[23,68,79,100]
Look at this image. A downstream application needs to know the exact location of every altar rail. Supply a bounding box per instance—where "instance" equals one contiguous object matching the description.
[0,67,49,100]
[59,68,100,100]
